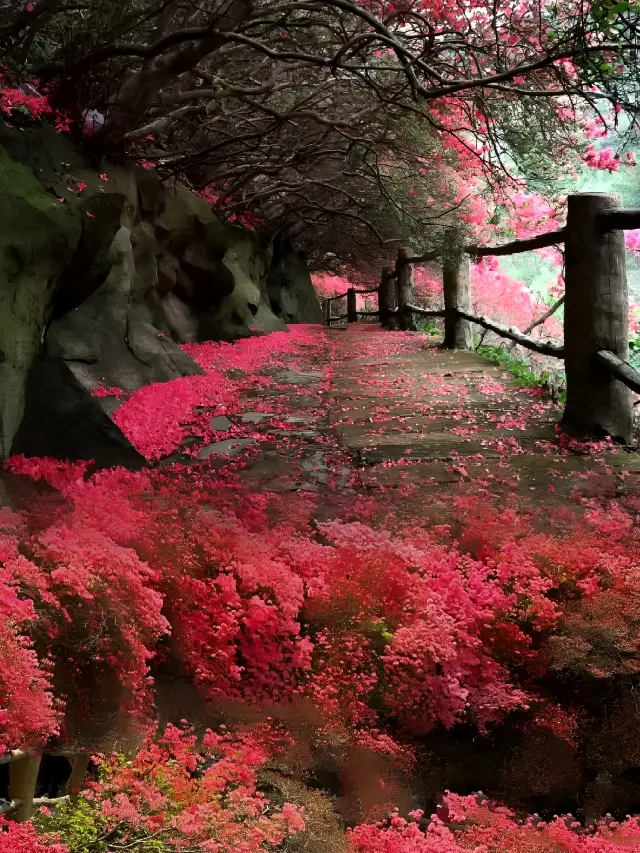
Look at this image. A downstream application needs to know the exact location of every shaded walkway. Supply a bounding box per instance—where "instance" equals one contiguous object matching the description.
[326,326,640,506]
[214,324,640,522]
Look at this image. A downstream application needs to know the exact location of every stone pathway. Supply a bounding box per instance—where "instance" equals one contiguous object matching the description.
[325,326,640,513]
[219,325,640,526]
[169,324,640,522]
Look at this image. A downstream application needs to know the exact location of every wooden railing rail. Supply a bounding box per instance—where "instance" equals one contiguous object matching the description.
[405,306,445,317]
[597,208,640,232]
[327,301,564,357]
[594,350,640,394]
[325,286,379,301]
[466,228,567,258]
[455,310,565,357]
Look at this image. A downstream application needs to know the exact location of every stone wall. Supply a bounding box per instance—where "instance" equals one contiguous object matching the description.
[0,120,322,460]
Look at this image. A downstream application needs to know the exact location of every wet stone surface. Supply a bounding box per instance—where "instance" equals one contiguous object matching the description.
[197,438,255,459]
[209,416,233,431]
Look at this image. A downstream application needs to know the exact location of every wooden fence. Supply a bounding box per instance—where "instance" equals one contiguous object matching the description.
[324,192,640,445]
[0,750,90,821]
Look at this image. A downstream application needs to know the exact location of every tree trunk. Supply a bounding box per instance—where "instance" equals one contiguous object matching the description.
[562,192,633,443]
[379,267,395,328]
[97,0,253,149]
[325,298,331,326]
[443,252,473,349]
[396,249,417,331]
[347,288,357,323]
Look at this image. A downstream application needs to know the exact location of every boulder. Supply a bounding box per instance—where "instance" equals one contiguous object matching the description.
[12,222,205,466]
[202,229,286,340]
[267,241,323,324]
[0,140,81,456]
[161,292,199,343]
[11,358,146,468]
[0,121,322,462]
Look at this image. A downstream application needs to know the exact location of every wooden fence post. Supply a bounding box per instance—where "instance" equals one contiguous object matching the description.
[442,250,473,350]
[9,752,41,821]
[325,297,331,326]
[563,192,633,443]
[66,753,91,796]
[396,249,418,331]
[379,267,395,328]
[347,288,357,323]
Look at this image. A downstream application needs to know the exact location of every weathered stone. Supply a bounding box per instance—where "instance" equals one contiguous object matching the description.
[12,358,146,468]
[192,227,279,340]
[267,241,323,324]
[13,219,205,461]
[241,412,274,423]
[0,140,81,456]
[275,370,324,385]
[157,253,180,294]
[283,415,316,424]
[209,416,232,431]
[131,220,159,300]
[197,438,255,458]
[0,121,324,460]
[136,167,165,217]
[182,238,219,277]
[161,292,198,343]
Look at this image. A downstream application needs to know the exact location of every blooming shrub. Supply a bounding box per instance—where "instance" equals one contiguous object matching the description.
[0,76,69,133]
[304,521,530,733]
[0,818,69,853]
[32,724,305,853]
[6,442,640,753]
[0,82,51,120]
[4,329,640,809]
[0,467,168,749]
[348,793,640,853]
[471,258,562,340]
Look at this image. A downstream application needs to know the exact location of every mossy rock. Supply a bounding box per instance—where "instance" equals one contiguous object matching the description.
[0,144,81,455]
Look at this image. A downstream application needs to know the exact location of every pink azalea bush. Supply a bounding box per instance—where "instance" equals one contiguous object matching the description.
[471,258,562,340]
[0,819,69,853]
[30,723,304,853]
[5,441,640,755]
[349,793,640,852]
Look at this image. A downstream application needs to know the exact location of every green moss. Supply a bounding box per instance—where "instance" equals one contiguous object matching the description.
[0,145,79,238]
[418,318,442,335]
[157,182,216,232]
[0,141,82,454]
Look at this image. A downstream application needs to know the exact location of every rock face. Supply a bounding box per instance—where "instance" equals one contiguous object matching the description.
[267,240,324,325]
[0,130,80,457]
[0,120,322,461]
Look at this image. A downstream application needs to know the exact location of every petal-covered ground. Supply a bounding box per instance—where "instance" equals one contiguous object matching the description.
[5,323,640,842]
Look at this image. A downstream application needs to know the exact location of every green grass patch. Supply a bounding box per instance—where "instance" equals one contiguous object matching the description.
[418,318,442,335]
[630,337,640,369]
[478,344,566,402]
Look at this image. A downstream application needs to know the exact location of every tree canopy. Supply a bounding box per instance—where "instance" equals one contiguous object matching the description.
[1,0,639,267]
